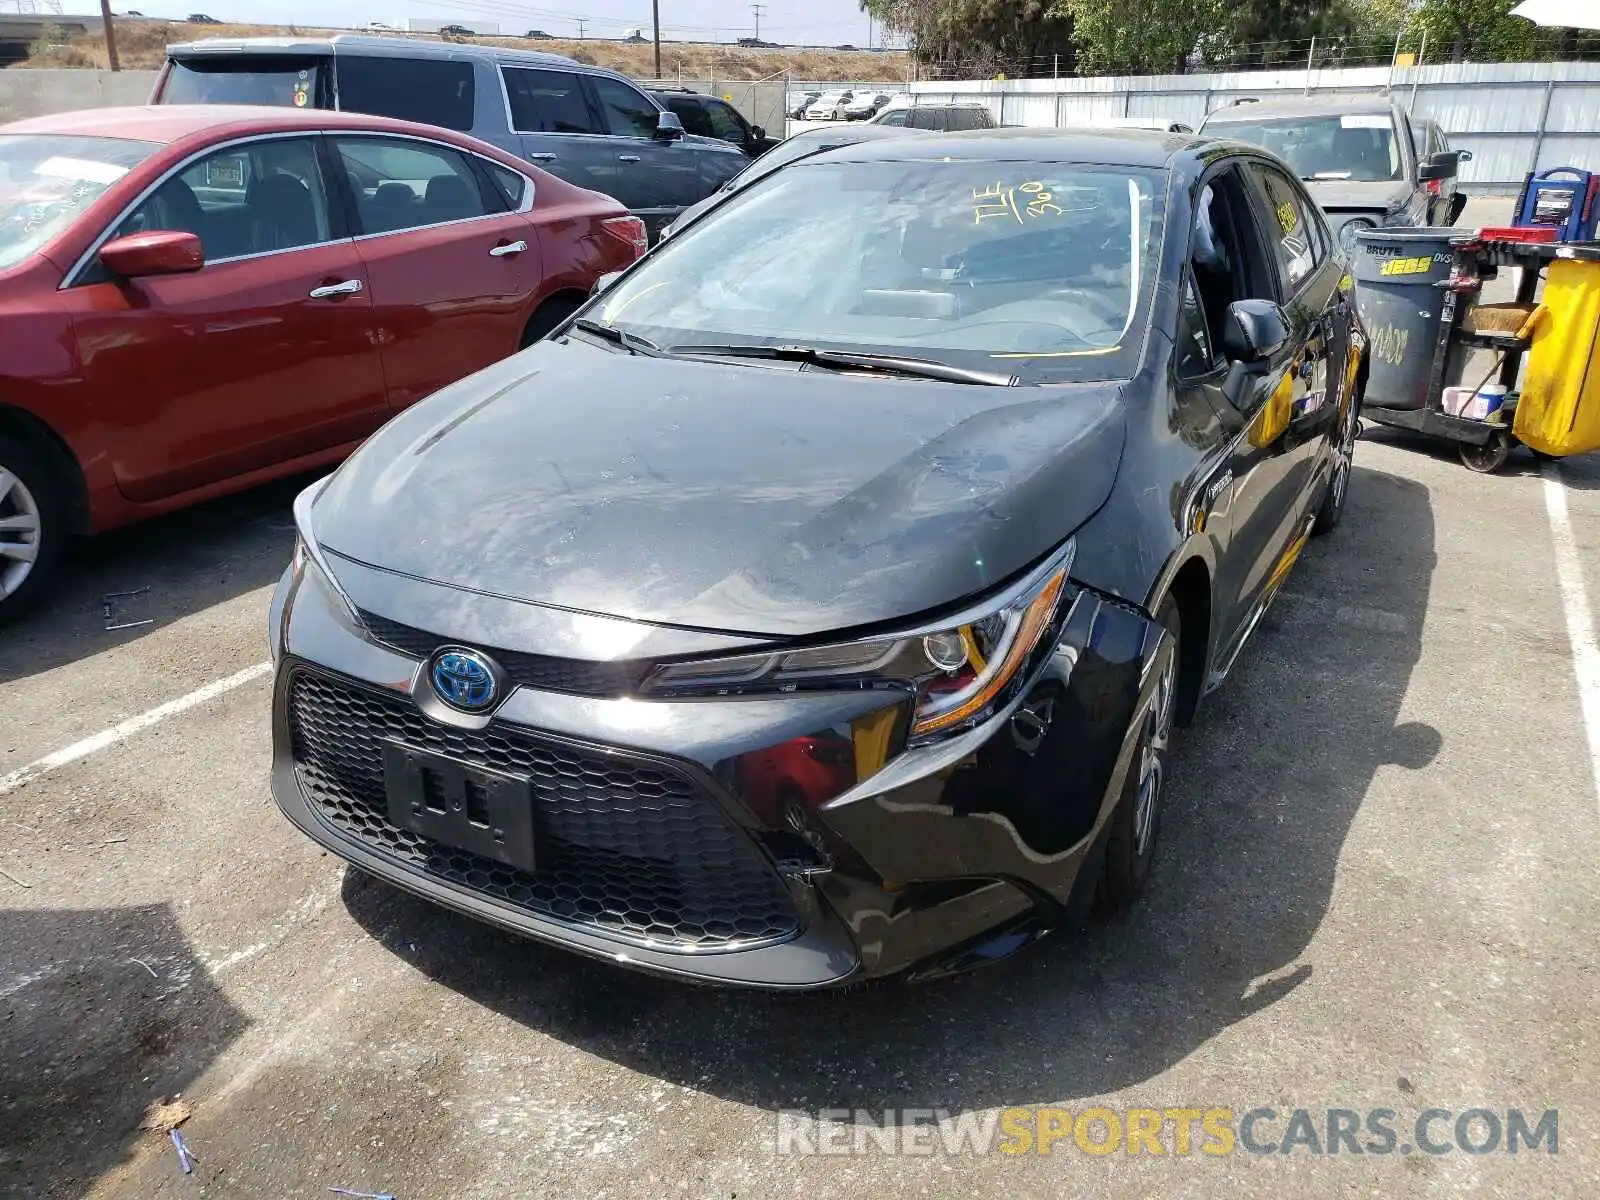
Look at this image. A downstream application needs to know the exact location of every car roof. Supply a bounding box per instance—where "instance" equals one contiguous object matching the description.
[166,33,584,71]
[812,127,1206,168]
[786,124,934,147]
[1202,94,1399,122]
[0,103,500,145]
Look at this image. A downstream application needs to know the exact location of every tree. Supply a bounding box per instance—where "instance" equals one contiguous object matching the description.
[862,0,1077,76]
[1411,0,1539,62]
[1057,0,1226,75]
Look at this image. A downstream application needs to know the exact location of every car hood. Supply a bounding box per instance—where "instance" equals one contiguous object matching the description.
[1303,178,1413,214]
[311,341,1127,638]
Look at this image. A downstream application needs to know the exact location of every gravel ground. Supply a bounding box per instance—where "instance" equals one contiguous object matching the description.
[2,198,1599,1199]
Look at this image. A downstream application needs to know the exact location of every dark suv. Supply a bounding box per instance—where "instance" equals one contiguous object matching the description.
[152,35,748,237]
[1199,96,1470,255]
[650,88,780,157]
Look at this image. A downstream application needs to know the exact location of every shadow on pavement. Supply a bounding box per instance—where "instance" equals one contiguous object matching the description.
[0,474,311,685]
[0,904,250,1198]
[342,461,1439,1115]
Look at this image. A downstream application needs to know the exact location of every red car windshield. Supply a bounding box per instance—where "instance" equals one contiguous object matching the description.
[0,134,158,270]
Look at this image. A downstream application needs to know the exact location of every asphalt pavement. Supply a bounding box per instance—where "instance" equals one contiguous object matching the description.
[2,199,1599,1199]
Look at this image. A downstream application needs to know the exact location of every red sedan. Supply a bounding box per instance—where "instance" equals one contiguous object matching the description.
[0,104,645,621]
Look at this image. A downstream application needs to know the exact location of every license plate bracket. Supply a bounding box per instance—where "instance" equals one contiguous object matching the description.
[382,741,536,872]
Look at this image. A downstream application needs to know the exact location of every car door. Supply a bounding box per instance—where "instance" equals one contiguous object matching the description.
[500,65,622,199]
[330,134,540,412]
[60,133,387,504]
[1242,160,1346,514]
[584,73,705,231]
[1172,162,1309,656]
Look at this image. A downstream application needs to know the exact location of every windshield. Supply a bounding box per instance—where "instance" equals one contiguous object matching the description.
[598,159,1165,384]
[160,55,327,107]
[1206,113,1401,182]
[0,134,157,270]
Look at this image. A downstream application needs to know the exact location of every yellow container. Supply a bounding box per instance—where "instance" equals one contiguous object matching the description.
[1515,258,1600,457]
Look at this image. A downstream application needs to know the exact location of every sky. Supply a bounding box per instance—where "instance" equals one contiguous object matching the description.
[119,1,890,45]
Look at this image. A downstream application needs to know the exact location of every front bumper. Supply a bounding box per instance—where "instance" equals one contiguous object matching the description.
[268,555,1165,988]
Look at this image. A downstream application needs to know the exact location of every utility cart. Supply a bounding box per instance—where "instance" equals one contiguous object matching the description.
[1352,227,1600,473]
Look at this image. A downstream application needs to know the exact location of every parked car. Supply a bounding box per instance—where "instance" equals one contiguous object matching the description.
[789,90,821,119]
[660,123,931,238]
[1199,96,1469,253]
[186,13,220,23]
[650,88,780,157]
[524,29,552,39]
[439,24,475,36]
[868,102,996,131]
[1073,115,1194,133]
[841,92,891,121]
[804,90,854,120]
[269,129,1363,988]
[152,35,748,238]
[1410,116,1470,225]
[362,21,395,33]
[0,105,644,622]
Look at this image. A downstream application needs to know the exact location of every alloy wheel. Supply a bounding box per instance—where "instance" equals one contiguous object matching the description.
[1331,402,1358,512]
[1133,646,1177,857]
[0,464,42,601]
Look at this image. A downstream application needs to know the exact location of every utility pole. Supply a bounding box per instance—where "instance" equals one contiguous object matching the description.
[652,0,661,76]
[575,16,586,38]
[751,3,765,42]
[99,0,119,70]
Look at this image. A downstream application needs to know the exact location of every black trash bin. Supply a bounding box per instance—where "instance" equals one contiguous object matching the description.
[1350,227,1461,412]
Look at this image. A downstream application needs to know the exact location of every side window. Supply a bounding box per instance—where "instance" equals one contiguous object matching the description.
[665,96,714,138]
[333,137,491,234]
[115,135,332,261]
[877,109,906,127]
[336,56,475,132]
[705,100,748,142]
[1182,166,1281,380]
[590,76,661,138]
[502,67,595,134]
[481,159,530,210]
[1245,162,1320,293]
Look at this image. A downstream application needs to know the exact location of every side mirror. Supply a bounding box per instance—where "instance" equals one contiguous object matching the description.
[99,230,203,278]
[1418,150,1460,181]
[592,270,624,296]
[654,110,685,141]
[1221,298,1290,363]
[751,124,765,140]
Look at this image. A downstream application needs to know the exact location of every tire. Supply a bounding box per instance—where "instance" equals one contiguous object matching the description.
[1313,397,1361,536]
[520,295,586,348]
[0,434,68,626]
[1098,595,1180,912]
[1459,429,1512,474]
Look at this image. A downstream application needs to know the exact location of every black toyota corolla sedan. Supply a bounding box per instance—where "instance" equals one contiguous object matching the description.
[269,130,1364,988]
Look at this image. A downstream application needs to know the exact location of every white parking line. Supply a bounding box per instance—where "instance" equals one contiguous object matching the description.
[1542,462,1600,808]
[0,662,272,797]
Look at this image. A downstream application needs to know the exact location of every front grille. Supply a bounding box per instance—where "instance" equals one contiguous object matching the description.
[358,611,646,697]
[287,668,798,949]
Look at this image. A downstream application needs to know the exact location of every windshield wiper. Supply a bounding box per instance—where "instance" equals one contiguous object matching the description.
[569,317,666,357]
[670,343,1019,387]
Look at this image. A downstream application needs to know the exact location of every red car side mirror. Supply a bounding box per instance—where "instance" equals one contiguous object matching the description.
[99,231,204,278]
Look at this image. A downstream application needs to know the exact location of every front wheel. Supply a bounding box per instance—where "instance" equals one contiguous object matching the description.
[1098,595,1180,912]
[0,435,67,626]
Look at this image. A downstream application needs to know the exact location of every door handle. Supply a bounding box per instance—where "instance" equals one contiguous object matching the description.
[526,152,557,162]
[489,240,527,258]
[618,154,642,163]
[309,279,363,299]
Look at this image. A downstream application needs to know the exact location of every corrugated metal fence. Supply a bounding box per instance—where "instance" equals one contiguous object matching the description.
[911,60,1600,194]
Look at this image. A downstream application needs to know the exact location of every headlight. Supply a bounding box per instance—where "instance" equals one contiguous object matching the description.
[290,480,365,633]
[1338,217,1376,257]
[641,541,1075,742]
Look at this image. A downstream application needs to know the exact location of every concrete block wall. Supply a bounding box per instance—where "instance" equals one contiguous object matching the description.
[0,68,160,123]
